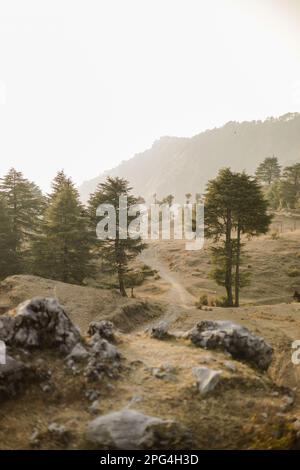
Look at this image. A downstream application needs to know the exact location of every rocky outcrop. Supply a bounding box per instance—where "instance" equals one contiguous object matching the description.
[86,409,192,450]
[0,298,81,354]
[187,320,273,370]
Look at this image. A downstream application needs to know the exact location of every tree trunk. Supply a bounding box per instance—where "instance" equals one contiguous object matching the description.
[235,225,241,307]
[118,269,127,297]
[225,208,233,307]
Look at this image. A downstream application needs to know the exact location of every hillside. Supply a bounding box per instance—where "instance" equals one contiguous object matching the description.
[80,113,300,202]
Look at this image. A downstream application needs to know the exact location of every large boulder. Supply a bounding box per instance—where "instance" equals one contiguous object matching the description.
[0,298,81,354]
[86,409,192,450]
[188,320,273,370]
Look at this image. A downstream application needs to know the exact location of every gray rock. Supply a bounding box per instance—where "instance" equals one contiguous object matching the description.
[0,298,81,354]
[66,343,89,362]
[280,395,294,412]
[149,363,177,381]
[84,339,121,382]
[150,321,169,340]
[187,320,273,370]
[0,355,31,400]
[85,389,100,401]
[48,423,70,445]
[88,321,115,342]
[29,429,40,447]
[193,366,222,396]
[89,400,101,414]
[223,360,237,372]
[86,409,192,450]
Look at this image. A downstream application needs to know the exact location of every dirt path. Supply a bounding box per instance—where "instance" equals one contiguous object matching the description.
[140,244,196,307]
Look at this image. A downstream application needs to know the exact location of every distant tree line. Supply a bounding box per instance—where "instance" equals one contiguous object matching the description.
[0,169,145,296]
[255,156,300,210]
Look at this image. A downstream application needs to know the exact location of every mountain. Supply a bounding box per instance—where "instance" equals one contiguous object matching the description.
[79,113,300,203]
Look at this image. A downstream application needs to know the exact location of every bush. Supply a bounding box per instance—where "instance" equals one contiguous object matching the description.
[196,294,209,309]
[270,230,280,240]
[215,296,230,307]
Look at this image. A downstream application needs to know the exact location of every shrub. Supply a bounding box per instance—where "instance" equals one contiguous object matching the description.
[270,230,280,240]
[215,296,230,307]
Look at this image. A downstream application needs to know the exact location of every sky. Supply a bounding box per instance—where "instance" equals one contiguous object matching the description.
[0,0,300,191]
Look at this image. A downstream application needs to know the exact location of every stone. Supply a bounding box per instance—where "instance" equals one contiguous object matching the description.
[85,389,100,401]
[187,320,273,370]
[150,321,169,340]
[0,355,31,400]
[48,423,71,445]
[29,429,41,447]
[193,366,222,396]
[0,298,81,354]
[86,409,192,450]
[280,395,294,412]
[66,343,89,362]
[148,363,177,381]
[89,400,101,414]
[223,360,237,372]
[88,321,115,342]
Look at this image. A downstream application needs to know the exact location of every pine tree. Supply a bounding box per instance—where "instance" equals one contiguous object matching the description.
[255,156,281,185]
[0,168,45,272]
[205,169,271,307]
[281,163,300,208]
[88,177,146,297]
[32,174,93,284]
[0,197,19,279]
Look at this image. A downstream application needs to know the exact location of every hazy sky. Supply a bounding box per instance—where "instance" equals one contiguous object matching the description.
[0,0,300,191]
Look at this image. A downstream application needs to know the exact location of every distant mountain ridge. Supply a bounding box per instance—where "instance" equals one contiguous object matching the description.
[79,113,300,203]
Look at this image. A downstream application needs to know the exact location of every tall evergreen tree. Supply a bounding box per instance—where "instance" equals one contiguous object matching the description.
[205,169,271,307]
[0,168,45,271]
[281,163,300,209]
[88,177,146,297]
[255,156,281,185]
[32,174,93,284]
[0,197,19,279]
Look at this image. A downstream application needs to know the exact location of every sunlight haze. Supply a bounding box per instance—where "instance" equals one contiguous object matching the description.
[0,0,300,190]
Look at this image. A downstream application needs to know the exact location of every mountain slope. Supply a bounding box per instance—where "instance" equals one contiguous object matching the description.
[80,113,300,202]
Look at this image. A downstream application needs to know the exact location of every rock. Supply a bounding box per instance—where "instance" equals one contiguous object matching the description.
[48,423,71,445]
[88,321,115,342]
[280,395,294,412]
[66,343,89,362]
[193,366,222,396]
[84,338,121,382]
[0,355,31,400]
[85,389,100,401]
[150,321,169,340]
[91,338,120,360]
[0,298,81,354]
[29,429,41,447]
[40,383,52,393]
[187,320,273,370]
[86,409,192,450]
[148,363,177,381]
[89,400,101,414]
[223,360,237,372]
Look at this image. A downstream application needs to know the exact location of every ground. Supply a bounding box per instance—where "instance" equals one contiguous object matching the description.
[0,218,300,449]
